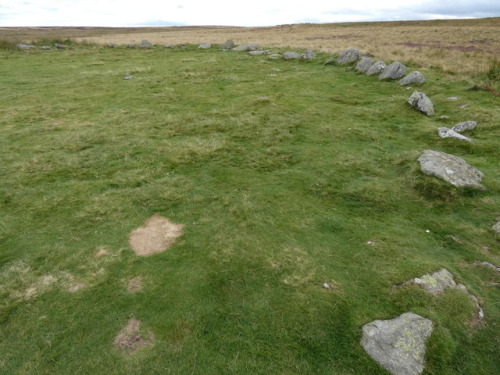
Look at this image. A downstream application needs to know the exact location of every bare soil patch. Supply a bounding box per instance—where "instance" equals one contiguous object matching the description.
[114,318,154,352]
[127,276,144,292]
[128,215,184,256]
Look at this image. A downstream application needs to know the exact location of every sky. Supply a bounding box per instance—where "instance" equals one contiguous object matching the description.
[1,0,499,27]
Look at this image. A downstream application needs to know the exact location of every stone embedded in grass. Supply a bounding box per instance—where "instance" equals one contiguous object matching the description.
[17,44,36,50]
[232,43,259,51]
[114,318,154,352]
[378,61,407,80]
[475,261,500,271]
[437,127,473,143]
[249,50,269,55]
[107,43,116,48]
[268,53,282,60]
[302,48,316,59]
[336,48,361,65]
[408,91,434,116]
[128,215,184,256]
[366,61,386,76]
[410,268,485,319]
[355,56,372,73]
[451,120,477,133]
[198,42,212,49]
[124,74,134,80]
[54,43,66,50]
[139,40,152,48]
[493,221,500,235]
[418,150,485,189]
[222,40,235,50]
[283,51,302,60]
[361,312,433,375]
[400,71,425,85]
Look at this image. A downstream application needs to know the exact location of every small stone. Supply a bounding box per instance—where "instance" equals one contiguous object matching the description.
[40,46,51,50]
[492,221,500,235]
[322,282,331,289]
[283,51,302,60]
[249,50,268,55]
[222,40,235,50]
[232,43,259,51]
[54,43,65,50]
[378,61,407,80]
[324,57,335,65]
[198,42,212,49]
[408,91,434,116]
[400,71,425,85]
[139,40,152,48]
[366,61,386,76]
[451,121,477,133]
[459,103,468,108]
[124,74,134,80]
[355,57,373,73]
[361,312,433,375]
[268,53,282,60]
[302,48,316,60]
[107,43,116,48]
[336,48,360,65]
[447,97,459,101]
[418,150,485,189]
[437,128,473,143]
[17,43,36,49]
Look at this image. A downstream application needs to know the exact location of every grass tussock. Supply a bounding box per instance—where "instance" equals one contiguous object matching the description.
[0,40,498,374]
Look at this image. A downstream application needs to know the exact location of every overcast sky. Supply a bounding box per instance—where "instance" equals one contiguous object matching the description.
[1,0,499,27]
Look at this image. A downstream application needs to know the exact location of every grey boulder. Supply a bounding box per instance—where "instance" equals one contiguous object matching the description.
[139,40,152,48]
[408,91,434,116]
[337,48,360,65]
[355,57,373,73]
[400,71,425,85]
[361,312,433,375]
[232,43,259,51]
[366,61,386,76]
[437,128,473,143]
[418,150,485,189]
[302,48,316,60]
[379,61,407,80]
[452,121,477,133]
[198,42,212,49]
[222,40,235,49]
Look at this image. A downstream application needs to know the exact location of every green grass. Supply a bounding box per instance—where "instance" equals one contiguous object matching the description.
[0,45,499,375]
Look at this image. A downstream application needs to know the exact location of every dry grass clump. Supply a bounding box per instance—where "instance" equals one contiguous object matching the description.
[128,215,184,256]
[114,318,154,352]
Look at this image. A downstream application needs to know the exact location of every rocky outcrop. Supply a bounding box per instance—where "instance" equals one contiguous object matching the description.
[361,312,433,375]
[418,150,485,189]
[408,91,434,116]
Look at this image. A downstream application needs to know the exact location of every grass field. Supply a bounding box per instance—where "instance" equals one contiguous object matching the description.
[0,37,499,374]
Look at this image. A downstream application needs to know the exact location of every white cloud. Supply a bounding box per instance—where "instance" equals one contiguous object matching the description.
[0,0,498,26]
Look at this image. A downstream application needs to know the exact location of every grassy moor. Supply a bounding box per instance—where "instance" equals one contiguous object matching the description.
[0,18,499,374]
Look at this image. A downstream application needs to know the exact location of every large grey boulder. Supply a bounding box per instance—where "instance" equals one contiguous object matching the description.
[283,51,302,60]
[366,61,386,76]
[452,121,477,133]
[198,42,212,49]
[222,40,235,49]
[337,48,361,65]
[361,312,433,375]
[139,40,152,48]
[379,61,407,80]
[400,71,425,85]
[232,43,259,51]
[437,128,473,143]
[408,91,434,116]
[355,57,372,73]
[418,150,485,189]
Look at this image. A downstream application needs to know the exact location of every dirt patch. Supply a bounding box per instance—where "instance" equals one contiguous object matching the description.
[127,276,144,292]
[93,247,111,258]
[68,282,87,292]
[114,318,154,352]
[128,215,184,256]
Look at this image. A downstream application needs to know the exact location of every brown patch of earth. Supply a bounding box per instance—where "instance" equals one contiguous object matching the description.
[68,282,87,292]
[128,275,144,292]
[114,318,154,352]
[128,214,184,256]
[93,247,111,258]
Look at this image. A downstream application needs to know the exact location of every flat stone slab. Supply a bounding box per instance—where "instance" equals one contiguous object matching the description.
[438,128,473,143]
[418,150,485,189]
[361,312,433,375]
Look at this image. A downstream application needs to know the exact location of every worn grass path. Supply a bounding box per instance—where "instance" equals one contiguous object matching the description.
[0,45,499,374]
